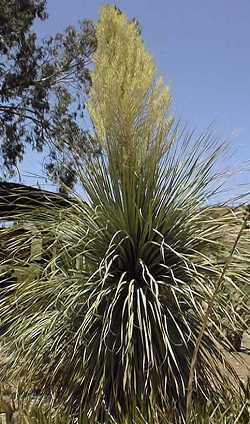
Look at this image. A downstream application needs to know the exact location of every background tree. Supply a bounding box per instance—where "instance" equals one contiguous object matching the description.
[0,0,97,188]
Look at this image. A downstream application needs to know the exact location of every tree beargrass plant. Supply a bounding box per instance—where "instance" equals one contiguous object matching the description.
[0,5,249,424]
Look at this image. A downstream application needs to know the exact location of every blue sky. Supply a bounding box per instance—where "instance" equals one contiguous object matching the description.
[21,0,250,198]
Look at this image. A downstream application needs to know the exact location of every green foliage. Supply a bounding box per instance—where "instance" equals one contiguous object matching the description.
[213,208,250,349]
[0,375,71,424]
[0,0,97,187]
[0,5,249,424]
[0,372,249,424]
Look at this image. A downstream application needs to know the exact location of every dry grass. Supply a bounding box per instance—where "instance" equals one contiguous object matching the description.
[225,332,250,385]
